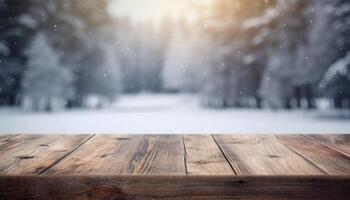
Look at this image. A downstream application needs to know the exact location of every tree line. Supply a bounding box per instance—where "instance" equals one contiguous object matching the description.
[163,0,350,109]
[0,0,349,111]
[0,0,121,111]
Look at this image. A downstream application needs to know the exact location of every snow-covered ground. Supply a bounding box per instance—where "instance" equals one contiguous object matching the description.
[0,94,349,134]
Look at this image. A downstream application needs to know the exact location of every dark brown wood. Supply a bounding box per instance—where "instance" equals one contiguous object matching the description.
[1,176,349,200]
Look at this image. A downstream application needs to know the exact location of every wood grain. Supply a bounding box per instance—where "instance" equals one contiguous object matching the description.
[0,134,92,175]
[184,135,235,175]
[0,134,19,148]
[0,134,349,199]
[213,135,325,175]
[1,176,349,200]
[45,135,186,175]
[276,135,350,175]
[307,135,350,157]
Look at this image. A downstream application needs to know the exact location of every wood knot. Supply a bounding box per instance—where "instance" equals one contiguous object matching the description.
[265,154,280,159]
[16,155,35,160]
[39,144,49,147]
[97,154,110,158]
[116,137,131,141]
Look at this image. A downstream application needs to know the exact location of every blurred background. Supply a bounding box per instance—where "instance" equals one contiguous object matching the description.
[0,0,349,134]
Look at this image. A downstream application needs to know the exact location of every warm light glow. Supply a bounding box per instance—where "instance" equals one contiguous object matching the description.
[109,0,212,23]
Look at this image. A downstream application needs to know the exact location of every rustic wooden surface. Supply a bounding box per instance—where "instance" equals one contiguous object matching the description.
[213,135,326,175]
[1,176,350,200]
[0,134,92,175]
[184,135,234,175]
[44,135,186,175]
[0,134,349,199]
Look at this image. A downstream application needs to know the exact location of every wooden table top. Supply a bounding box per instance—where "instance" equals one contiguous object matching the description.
[1,134,349,176]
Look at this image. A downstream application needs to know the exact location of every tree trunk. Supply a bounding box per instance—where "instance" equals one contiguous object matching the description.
[8,95,17,106]
[305,84,315,109]
[68,95,84,108]
[294,86,302,109]
[45,103,52,112]
[222,98,229,108]
[334,96,342,109]
[284,98,292,110]
[32,100,40,112]
[255,97,262,109]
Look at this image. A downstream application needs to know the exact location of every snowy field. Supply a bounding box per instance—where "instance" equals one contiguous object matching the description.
[0,94,349,134]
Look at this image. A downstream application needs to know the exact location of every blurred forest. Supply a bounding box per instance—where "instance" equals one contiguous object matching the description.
[0,0,349,111]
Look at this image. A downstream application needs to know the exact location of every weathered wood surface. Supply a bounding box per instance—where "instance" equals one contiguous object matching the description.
[0,134,349,176]
[0,134,349,199]
[307,134,350,156]
[45,135,186,175]
[276,135,350,175]
[1,176,349,200]
[184,135,234,175]
[213,135,325,175]
[0,134,92,175]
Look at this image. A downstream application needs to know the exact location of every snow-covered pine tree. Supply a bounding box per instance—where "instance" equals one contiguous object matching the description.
[37,0,123,107]
[0,0,36,106]
[78,26,122,107]
[258,0,310,109]
[320,53,350,99]
[21,33,73,111]
[200,0,276,108]
[316,0,350,108]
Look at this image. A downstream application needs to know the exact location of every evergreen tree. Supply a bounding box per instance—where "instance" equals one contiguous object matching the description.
[317,0,350,108]
[259,0,310,109]
[0,0,35,105]
[199,0,276,107]
[21,33,73,111]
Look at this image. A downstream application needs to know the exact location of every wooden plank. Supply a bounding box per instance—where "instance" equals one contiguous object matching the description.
[131,135,185,175]
[0,134,19,147]
[1,176,349,200]
[213,135,325,175]
[183,135,235,175]
[0,134,19,141]
[307,135,350,157]
[0,134,92,175]
[45,135,186,175]
[276,135,350,175]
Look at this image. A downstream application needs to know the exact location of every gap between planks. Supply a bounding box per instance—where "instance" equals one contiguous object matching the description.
[212,135,349,175]
[38,134,96,175]
[1,134,349,176]
[183,135,236,175]
[45,134,350,176]
[211,134,237,175]
[275,135,328,175]
[181,135,189,175]
[304,135,350,157]
[275,135,350,175]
